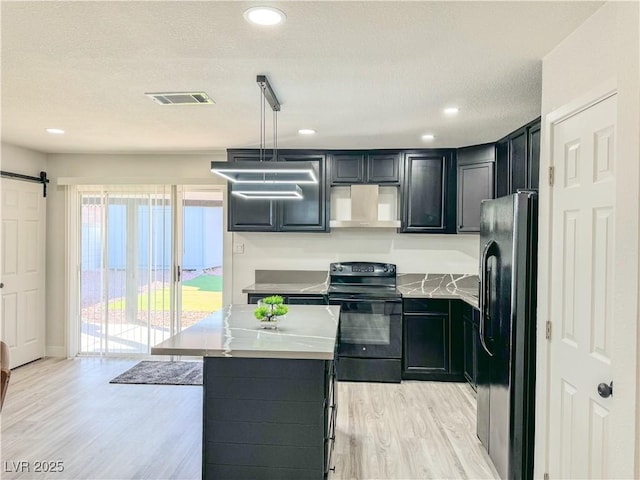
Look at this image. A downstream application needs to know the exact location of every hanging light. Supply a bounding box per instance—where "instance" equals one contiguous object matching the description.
[231,183,303,199]
[211,75,317,198]
[213,163,316,184]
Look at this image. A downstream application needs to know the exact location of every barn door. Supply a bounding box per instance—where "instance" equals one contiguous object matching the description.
[1,178,46,367]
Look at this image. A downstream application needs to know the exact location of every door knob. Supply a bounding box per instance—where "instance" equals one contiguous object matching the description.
[597,381,613,398]
[0,283,3,288]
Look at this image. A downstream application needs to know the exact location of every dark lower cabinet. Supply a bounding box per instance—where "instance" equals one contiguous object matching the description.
[462,306,479,390]
[402,299,463,381]
[248,293,328,305]
[203,357,336,479]
[456,300,483,391]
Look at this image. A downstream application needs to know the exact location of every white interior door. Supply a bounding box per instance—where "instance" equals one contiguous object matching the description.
[1,178,46,368]
[546,94,621,478]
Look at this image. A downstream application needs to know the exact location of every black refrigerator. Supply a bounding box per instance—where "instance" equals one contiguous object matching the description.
[477,191,537,480]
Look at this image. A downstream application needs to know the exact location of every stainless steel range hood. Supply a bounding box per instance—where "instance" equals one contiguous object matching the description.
[330,184,401,228]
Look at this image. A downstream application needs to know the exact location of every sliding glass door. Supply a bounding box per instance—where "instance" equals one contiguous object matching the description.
[78,186,223,355]
[177,188,224,331]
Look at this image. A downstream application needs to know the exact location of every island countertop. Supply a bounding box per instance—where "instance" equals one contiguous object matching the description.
[150,304,340,360]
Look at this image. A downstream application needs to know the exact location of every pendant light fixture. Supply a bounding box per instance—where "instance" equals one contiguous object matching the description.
[211,75,317,199]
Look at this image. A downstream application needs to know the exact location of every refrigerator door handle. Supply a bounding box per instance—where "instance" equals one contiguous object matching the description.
[479,240,496,357]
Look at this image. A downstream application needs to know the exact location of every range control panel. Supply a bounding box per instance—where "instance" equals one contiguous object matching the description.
[329,262,396,276]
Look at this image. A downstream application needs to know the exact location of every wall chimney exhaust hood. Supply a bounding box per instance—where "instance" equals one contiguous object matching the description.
[330,184,401,228]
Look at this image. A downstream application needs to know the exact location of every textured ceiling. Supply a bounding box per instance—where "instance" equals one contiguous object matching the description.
[1,1,603,154]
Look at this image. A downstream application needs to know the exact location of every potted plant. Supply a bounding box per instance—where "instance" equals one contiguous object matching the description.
[254,295,288,329]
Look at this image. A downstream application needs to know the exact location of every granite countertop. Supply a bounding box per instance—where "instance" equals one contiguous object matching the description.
[397,273,480,309]
[151,304,340,360]
[242,269,329,295]
[242,269,480,309]
[242,282,329,295]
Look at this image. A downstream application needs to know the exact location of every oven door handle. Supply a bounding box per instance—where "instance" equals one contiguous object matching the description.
[329,297,401,304]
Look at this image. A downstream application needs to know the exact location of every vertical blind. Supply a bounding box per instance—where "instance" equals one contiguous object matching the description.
[79,186,173,355]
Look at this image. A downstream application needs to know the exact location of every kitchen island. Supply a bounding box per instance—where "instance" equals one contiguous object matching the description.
[151,304,340,480]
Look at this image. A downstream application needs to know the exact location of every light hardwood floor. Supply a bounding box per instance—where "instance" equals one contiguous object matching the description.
[332,381,498,479]
[1,358,498,479]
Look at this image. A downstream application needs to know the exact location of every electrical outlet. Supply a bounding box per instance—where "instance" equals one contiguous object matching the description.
[233,243,244,254]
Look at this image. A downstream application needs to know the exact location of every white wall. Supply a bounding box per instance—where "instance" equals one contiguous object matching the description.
[231,230,479,303]
[1,143,47,174]
[538,2,640,477]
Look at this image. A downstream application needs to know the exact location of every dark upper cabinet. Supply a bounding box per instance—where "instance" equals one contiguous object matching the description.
[227,151,272,162]
[400,150,456,233]
[277,153,327,231]
[330,153,365,183]
[226,149,328,232]
[329,151,400,185]
[494,117,541,197]
[509,128,528,192]
[228,195,277,231]
[226,151,276,232]
[528,122,541,190]
[456,144,495,233]
[495,139,510,198]
[367,153,400,184]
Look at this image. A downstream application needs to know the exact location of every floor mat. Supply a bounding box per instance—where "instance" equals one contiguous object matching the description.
[109,361,202,386]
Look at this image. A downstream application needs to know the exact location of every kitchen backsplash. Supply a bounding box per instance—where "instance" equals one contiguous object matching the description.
[231,229,479,303]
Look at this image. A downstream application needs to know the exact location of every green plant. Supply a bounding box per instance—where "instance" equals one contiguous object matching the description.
[254,296,289,321]
[261,295,284,305]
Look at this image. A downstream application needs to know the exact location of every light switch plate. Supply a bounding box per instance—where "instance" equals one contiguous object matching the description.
[233,243,244,254]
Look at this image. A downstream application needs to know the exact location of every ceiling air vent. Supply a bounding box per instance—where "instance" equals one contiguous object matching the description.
[145,92,215,105]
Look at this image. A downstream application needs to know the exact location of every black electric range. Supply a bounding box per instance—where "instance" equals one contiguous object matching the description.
[328,262,402,383]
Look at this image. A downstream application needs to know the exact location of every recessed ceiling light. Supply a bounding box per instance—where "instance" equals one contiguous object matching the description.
[244,7,286,26]
[421,134,435,141]
[298,129,316,135]
[444,107,459,115]
[45,128,65,134]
